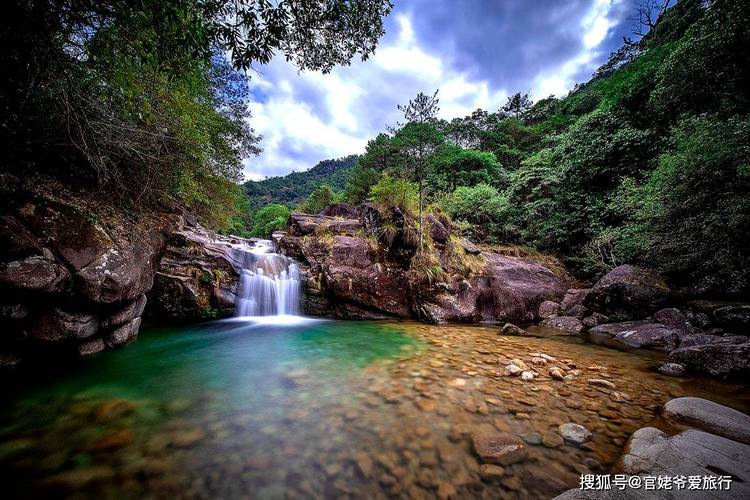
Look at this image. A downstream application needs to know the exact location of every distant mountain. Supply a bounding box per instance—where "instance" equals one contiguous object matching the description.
[244,155,358,208]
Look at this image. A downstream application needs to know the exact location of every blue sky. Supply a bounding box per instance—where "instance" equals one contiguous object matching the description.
[242,0,635,181]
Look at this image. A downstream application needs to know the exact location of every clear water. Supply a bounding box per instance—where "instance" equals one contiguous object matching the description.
[1,320,747,499]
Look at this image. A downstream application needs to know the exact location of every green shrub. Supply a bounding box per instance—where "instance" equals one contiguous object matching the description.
[251,204,291,238]
[440,184,510,242]
[368,175,419,214]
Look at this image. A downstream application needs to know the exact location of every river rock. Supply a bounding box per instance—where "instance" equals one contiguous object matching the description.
[478,464,506,480]
[664,397,750,445]
[541,316,583,334]
[471,433,527,465]
[558,423,591,445]
[538,300,560,319]
[620,427,750,493]
[542,431,564,448]
[587,320,679,351]
[499,323,526,336]
[520,371,535,381]
[586,265,670,320]
[588,378,616,389]
[667,341,750,379]
[658,362,686,377]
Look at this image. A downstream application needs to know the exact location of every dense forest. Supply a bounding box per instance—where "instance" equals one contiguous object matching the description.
[278,0,749,296]
[244,155,358,208]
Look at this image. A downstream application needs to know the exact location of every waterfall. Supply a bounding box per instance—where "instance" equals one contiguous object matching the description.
[234,240,301,317]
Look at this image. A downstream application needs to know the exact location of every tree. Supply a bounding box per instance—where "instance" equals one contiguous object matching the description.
[393,90,441,252]
[502,92,533,118]
[345,134,398,203]
[299,184,337,214]
[427,145,508,193]
[1,0,393,228]
[251,204,291,238]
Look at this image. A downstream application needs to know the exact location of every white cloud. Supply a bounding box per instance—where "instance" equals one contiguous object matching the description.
[532,0,623,98]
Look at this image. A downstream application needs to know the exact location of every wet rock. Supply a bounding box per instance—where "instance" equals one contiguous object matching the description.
[566,304,588,319]
[542,431,564,448]
[436,481,457,499]
[471,433,527,465]
[620,427,750,495]
[78,338,105,356]
[678,333,746,347]
[588,378,616,389]
[581,312,608,328]
[538,300,560,319]
[586,265,670,320]
[478,464,505,480]
[587,320,679,351]
[658,363,686,377]
[664,397,750,445]
[33,308,98,342]
[86,429,133,451]
[558,423,591,446]
[499,323,527,336]
[95,399,137,421]
[520,432,542,445]
[170,427,206,448]
[667,341,750,379]
[43,466,115,490]
[107,317,141,347]
[541,316,584,334]
[509,359,528,370]
[520,371,535,381]
[505,365,523,377]
[548,367,565,380]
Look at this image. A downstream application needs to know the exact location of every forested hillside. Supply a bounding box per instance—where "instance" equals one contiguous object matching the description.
[327,0,749,296]
[243,155,357,208]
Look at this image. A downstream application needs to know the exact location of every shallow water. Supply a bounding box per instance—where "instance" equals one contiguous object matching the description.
[1,319,748,499]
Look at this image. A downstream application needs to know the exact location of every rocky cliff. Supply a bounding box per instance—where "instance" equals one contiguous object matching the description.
[0,174,182,366]
[273,203,569,324]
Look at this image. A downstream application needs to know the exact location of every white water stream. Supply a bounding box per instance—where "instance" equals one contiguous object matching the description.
[234,240,301,317]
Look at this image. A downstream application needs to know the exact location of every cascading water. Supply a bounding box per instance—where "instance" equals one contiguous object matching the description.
[234,240,301,317]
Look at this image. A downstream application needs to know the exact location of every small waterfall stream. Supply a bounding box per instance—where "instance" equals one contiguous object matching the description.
[234,240,301,317]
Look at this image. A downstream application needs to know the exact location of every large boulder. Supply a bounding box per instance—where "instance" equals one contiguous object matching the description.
[667,341,750,379]
[587,320,680,351]
[664,397,750,445]
[620,427,750,495]
[560,288,590,315]
[713,304,750,332]
[541,316,584,334]
[300,235,411,318]
[288,212,361,236]
[586,265,670,320]
[147,225,244,322]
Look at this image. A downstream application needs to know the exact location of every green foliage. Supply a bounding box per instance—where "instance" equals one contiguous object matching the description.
[427,145,508,193]
[369,175,419,214]
[251,204,290,238]
[245,156,357,208]
[625,114,750,293]
[298,184,342,214]
[440,184,510,242]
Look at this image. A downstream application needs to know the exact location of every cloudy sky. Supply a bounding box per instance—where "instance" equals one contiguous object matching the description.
[243,0,635,181]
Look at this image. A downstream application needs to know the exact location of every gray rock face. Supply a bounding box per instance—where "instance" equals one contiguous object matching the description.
[667,341,750,379]
[587,320,680,351]
[586,265,670,320]
[541,316,584,334]
[654,308,697,335]
[621,427,750,497]
[664,397,750,445]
